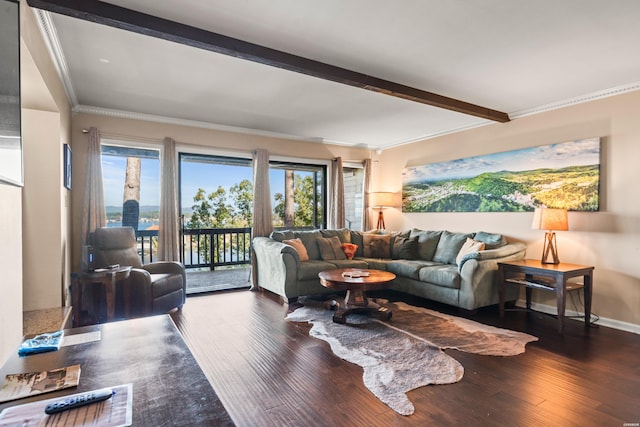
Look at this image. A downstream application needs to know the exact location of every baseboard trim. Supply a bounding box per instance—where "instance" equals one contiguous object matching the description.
[516,299,640,335]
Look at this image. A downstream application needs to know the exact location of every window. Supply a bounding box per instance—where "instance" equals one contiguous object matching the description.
[101,144,160,231]
[179,153,327,231]
[179,153,253,229]
[270,161,326,229]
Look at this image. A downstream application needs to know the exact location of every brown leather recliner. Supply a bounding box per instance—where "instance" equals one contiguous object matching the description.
[91,226,186,316]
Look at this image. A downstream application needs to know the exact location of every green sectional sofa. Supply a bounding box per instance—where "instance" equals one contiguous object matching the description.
[252,228,526,311]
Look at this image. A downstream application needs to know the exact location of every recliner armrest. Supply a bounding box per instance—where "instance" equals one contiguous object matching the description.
[142,261,186,276]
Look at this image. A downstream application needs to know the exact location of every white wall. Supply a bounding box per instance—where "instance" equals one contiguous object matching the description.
[22,109,63,310]
[380,90,640,331]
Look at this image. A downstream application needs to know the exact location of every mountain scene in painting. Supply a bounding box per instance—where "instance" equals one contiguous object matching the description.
[402,138,600,213]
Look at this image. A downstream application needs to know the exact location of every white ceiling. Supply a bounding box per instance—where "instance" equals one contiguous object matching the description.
[32,0,640,150]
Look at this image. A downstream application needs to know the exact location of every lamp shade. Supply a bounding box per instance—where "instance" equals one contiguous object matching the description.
[369,192,395,208]
[531,208,568,231]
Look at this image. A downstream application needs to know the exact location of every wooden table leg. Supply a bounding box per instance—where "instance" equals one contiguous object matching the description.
[332,290,392,324]
[584,272,593,328]
[105,273,116,322]
[71,274,82,327]
[556,276,566,334]
[498,265,505,319]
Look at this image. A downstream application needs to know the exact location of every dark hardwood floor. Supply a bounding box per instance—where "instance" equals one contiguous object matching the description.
[170,289,640,427]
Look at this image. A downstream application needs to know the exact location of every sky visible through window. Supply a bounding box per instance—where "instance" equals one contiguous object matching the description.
[102,155,287,210]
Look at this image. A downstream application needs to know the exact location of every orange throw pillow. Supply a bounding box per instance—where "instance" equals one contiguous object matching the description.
[283,238,309,261]
[341,243,358,260]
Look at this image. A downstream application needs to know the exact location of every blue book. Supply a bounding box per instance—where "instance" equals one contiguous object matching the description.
[18,331,64,356]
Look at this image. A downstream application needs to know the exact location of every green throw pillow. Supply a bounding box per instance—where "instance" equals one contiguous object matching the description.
[392,236,418,260]
[317,236,347,260]
[409,229,442,261]
[433,231,474,264]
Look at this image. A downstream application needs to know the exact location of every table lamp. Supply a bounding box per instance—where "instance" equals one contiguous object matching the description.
[369,192,395,230]
[531,207,568,264]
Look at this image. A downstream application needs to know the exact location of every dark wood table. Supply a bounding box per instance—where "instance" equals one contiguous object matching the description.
[0,315,235,426]
[498,259,594,334]
[71,266,132,327]
[318,268,396,323]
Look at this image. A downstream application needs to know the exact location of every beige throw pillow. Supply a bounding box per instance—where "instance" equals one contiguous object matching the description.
[363,234,391,258]
[455,238,486,266]
[283,238,309,261]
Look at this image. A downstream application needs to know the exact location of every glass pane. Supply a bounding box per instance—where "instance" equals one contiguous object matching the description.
[270,163,325,229]
[101,145,160,231]
[343,167,364,231]
[179,154,253,229]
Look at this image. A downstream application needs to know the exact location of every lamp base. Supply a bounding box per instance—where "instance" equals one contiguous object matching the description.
[376,210,385,230]
[541,231,560,264]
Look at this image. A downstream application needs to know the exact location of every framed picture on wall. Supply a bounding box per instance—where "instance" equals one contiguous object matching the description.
[64,144,72,190]
[402,137,600,212]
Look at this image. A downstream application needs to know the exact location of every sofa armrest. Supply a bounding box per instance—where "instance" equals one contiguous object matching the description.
[476,242,527,261]
[457,242,527,310]
[252,237,301,300]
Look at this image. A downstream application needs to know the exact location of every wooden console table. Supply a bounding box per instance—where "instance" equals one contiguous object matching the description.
[0,315,234,426]
[498,259,594,334]
[71,266,132,327]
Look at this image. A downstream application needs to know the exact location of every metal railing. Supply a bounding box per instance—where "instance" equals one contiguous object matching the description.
[180,227,252,270]
[135,229,159,264]
[135,227,252,270]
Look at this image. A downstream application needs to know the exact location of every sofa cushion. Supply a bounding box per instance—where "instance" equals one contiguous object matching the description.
[317,236,347,260]
[293,230,323,260]
[327,259,369,269]
[320,228,352,243]
[474,231,507,249]
[355,258,390,271]
[387,260,440,280]
[456,238,486,266]
[149,273,184,297]
[298,260,338,280]
[392,236,418,260]
[433,231,474,264]
[283,238,309,261]
[389,230,411,248]
[363,234,392,258]
[350,231,365,257]
[418,265,461,289]
[410,229,443,261]
[350,230,383,257]
[270,230,295,242]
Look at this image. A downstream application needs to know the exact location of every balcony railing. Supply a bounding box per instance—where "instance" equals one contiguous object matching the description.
[134,227,252,270]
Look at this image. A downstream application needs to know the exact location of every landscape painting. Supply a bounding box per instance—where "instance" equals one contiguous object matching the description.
[402,138,600,212]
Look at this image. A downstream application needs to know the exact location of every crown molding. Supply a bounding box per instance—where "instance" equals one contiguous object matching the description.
[381,81,640,151]
[73,105,366,149]
[379,119,491,151]
[510,81,640,119]
[32,9,78,107]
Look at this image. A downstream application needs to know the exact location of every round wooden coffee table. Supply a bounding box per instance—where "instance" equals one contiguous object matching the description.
[318,268,396,324]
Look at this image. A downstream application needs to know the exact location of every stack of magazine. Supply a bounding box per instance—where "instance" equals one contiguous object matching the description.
[0,365,81,403]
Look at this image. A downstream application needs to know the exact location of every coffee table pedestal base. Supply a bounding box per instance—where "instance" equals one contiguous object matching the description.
[327,289,392,324]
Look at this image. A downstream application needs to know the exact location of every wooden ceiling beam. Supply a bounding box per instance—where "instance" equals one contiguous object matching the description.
[27,0,510,123]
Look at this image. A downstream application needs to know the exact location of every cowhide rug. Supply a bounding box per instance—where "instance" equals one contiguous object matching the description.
[286,300,537,415]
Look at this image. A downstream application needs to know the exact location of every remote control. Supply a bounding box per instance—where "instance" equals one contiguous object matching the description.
[44,388,114,415]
